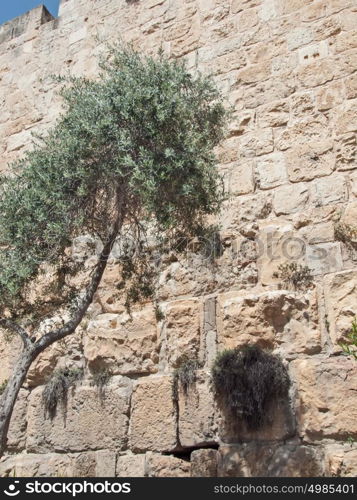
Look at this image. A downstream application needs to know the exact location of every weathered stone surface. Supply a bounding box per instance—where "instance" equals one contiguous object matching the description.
[0,334,21,385]
[255,152,287,189]
[312,175,347,207]
[95,450,116,477]
[0,452,96,477]
[217,288,320,357]
[218,444,323,477]
[223,161,255,195]
[145,452,190,477]
[286,141,335,182]
[324,445,357,477]
[273,183,309,215]
[323,270,357,347]
[178,370,217,448]
[7,388,29,451]
[306,242,343,276]
[292,357,357,441]
[84,308,159,375]
[162,299,202,368]
[129,376,177,453]
[116,454,146,477]
[190,449,218,477]
[27,380,132,452]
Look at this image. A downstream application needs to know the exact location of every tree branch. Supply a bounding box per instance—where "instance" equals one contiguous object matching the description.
[0,319,31,348]
[35,199,126,353]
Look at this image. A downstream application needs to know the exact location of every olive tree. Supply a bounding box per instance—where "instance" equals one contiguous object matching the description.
[0,47,227,456]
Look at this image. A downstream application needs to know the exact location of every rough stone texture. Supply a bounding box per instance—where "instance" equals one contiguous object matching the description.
[324,445,357,477]
[0,452,96,477]
[178,370,218,448]
[190,448,218,477]
[323,270,357,347]
[1,0,357,479]
[161,299,203,368]
[217,288,320,357]
[84,307,159,375]
[129,376,177,453]
[145,452,190,478]
[116,454,146,478]
[292,357,357,441]
[218,444,324,477]
[27,380,132,453]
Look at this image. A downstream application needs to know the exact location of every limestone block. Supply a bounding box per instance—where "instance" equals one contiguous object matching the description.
[311,175,347,207]
[84,307,159,375]
[7,389,29,452]
[290,92,315,119]
[190,449,218,477]
[239,129,274,158]
[292,357,357,441]
[306,242,343,276]
[129,376,177,453]
[273,183,309,215]
[297,59,334,88]
[178,370,217,448]
[220,192,272,231]
[316,81,344,111]
[95,450,116,477]
[323,270,357,347]
[145,452,190,477]
[335,99,357,136]
[345,73,357,100]
[255,152,287,189]
[27,380,132,452]
[217,288,320,357]
[0,452,96,477]
[257,100,289,128]
[286,141,335,183]
[276,117,328,151]
[116,454,146,477]
[336,133,356,171]
[324,445,357,477]
[222,161,255,196]
[162,299,202,368]
[218,444,323,477]
[257,222,306,284]
[298,41,329,65]
[0,334,22,385]
[287,26,313,51]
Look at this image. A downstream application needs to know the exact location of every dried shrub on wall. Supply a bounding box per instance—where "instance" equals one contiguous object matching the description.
[274,262,313,290]
[42,367,83,418]
[211,345,290,430]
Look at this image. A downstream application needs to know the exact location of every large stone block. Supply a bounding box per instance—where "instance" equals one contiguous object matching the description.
[285,141,335,182]
[255,152,287,189]
[323,270,357,347]
[178,370,217,448]
[217,288,320,357]
[129,376,177,453]
[218,443,323,477]
[324,445,357,477]
[162,299,203,368]
[190,449,218,477]
[273,183,309,215]
[292,357,357,441]
[145,452,190,477]
[116,454,146,477]
[0,452,96,477]
[27,379,132,453]
[7,388,29,452]
[84,308,159,375]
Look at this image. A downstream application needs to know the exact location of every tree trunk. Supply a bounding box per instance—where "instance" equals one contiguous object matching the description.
[0,346,36,457]
[0,209,125,459]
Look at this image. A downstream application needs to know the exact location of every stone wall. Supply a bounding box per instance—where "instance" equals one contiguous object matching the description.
[0,0,357,477]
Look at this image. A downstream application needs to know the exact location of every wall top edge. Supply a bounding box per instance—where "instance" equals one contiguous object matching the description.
[0,4,55,45]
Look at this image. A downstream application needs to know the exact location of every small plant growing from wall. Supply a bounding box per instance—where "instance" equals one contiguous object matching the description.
[335,222,357,259]
[211,345,290,430]
[90,366,112,399]
[273,262,313,290]
[340,318,357,361]
[173,357,201,400]
[42,367,83,418]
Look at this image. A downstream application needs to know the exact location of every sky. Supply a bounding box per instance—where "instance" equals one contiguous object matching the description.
[0,0,60,25]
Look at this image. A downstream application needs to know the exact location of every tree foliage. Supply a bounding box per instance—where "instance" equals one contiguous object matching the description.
[0,46,228,323]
